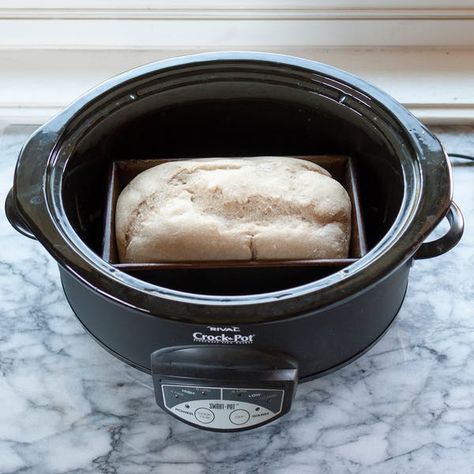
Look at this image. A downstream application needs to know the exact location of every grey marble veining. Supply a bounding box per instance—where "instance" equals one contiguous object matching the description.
[0,124,473,474]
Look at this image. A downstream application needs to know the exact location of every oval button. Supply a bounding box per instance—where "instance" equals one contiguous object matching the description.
[229,409,250,425]
[194,408,215,424]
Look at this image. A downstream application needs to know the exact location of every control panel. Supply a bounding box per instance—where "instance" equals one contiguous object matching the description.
[162,384,284,429]
[151,345,299,431]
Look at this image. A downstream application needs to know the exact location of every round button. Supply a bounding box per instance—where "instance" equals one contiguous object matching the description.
[194,408,215,424]
[229,409,250,425]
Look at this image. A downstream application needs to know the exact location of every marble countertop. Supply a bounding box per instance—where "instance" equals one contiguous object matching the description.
[0,125,473,474]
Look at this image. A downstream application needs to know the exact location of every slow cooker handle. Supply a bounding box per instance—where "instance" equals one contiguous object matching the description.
[414,201,463,260]
[5,188,36,240]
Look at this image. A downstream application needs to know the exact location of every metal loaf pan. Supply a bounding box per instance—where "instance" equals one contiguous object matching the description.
[102,156,367,283]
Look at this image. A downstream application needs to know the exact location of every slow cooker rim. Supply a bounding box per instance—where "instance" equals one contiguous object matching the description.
[13,51,451,321]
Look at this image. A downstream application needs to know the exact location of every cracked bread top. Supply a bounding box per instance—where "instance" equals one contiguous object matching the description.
[115,157,352,262]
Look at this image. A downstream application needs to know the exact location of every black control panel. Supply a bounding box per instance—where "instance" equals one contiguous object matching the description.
[151,346,298,431]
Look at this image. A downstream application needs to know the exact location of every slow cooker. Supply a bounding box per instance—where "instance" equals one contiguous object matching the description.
[5,52,464,432]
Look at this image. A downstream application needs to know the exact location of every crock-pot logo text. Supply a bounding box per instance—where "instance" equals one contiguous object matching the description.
[193,326,255,344]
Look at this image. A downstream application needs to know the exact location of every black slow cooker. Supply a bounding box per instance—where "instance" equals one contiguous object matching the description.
[5,52,464,432]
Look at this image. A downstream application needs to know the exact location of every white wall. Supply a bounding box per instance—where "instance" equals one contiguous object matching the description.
[1,0,474,124]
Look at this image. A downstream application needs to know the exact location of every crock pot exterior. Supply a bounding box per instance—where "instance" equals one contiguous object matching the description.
[59,261,411,379]
[6,52,465,431]
[6,52,460,324]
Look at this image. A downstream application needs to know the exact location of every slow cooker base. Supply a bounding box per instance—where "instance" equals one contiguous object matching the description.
[299,283,406,383]
[61,272,408,382]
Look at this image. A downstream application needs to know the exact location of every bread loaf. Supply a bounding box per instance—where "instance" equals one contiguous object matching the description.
[115,157,351,262]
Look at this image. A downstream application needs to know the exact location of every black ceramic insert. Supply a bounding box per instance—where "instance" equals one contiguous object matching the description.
[9,53,457,322]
